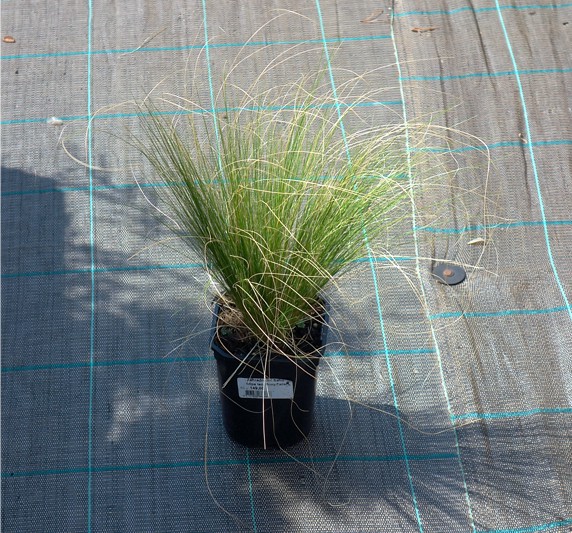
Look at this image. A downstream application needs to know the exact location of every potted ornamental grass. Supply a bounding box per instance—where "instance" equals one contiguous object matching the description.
[136,81,420,448]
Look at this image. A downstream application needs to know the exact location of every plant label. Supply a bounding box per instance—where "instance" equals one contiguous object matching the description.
[237,378,294,399]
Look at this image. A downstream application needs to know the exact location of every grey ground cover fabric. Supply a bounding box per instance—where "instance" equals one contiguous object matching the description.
[2,0,571,531]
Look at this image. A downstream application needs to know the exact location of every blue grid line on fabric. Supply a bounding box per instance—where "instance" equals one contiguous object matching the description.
[429,305,569,320]
[494,0,572,324]
[4,170,412,197]
[476,518,572,533]
[245,449,258,533]
[416,219,572,234]
[2,134,569,193]
[396,2,572,17]
[4,132,572,195]
[1,2,570,63]
[86,0,95,529]
[1,182,169,196]
[0,34,392,61]
[389,8,475,532]
[5,170,412,200]
[2,356,212,373]
[452,407,572,421]
[2,139,571,195]
[199,1,258,525]
[314,1,424,531]
[316,2,426,530]
[0,256,412,279]
[2,349,436,374]
[2,138,569,193]
[417,139,572,154]
[2,282,569,323]
[314,5,349,152]
[401,68,572,82]
[0,264,202,278]
[1,452,459,479]
[0,99,402,126]
[327,348,436,357]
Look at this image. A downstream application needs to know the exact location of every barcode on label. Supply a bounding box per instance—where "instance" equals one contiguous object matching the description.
[237,378,294,400]
[243,389,263,398]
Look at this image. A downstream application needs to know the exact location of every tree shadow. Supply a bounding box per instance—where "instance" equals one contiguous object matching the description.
[1,166,219,531]
[2,167,570,533]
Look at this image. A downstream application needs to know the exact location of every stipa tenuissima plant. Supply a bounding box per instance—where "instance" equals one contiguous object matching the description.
[136,84,423,356]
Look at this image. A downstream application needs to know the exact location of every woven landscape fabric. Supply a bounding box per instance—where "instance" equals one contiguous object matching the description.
[2,0,571,532]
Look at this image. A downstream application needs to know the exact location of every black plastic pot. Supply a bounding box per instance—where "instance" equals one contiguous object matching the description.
[211,302,328,448]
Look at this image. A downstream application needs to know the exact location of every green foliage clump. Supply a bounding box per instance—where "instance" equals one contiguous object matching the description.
[138,89,417,353]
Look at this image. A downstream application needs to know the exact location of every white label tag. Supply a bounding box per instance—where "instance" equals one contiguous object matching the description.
[237,378,294,399]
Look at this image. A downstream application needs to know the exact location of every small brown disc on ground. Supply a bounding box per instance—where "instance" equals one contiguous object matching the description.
[3,36,16,43]
[432,263,466,285]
